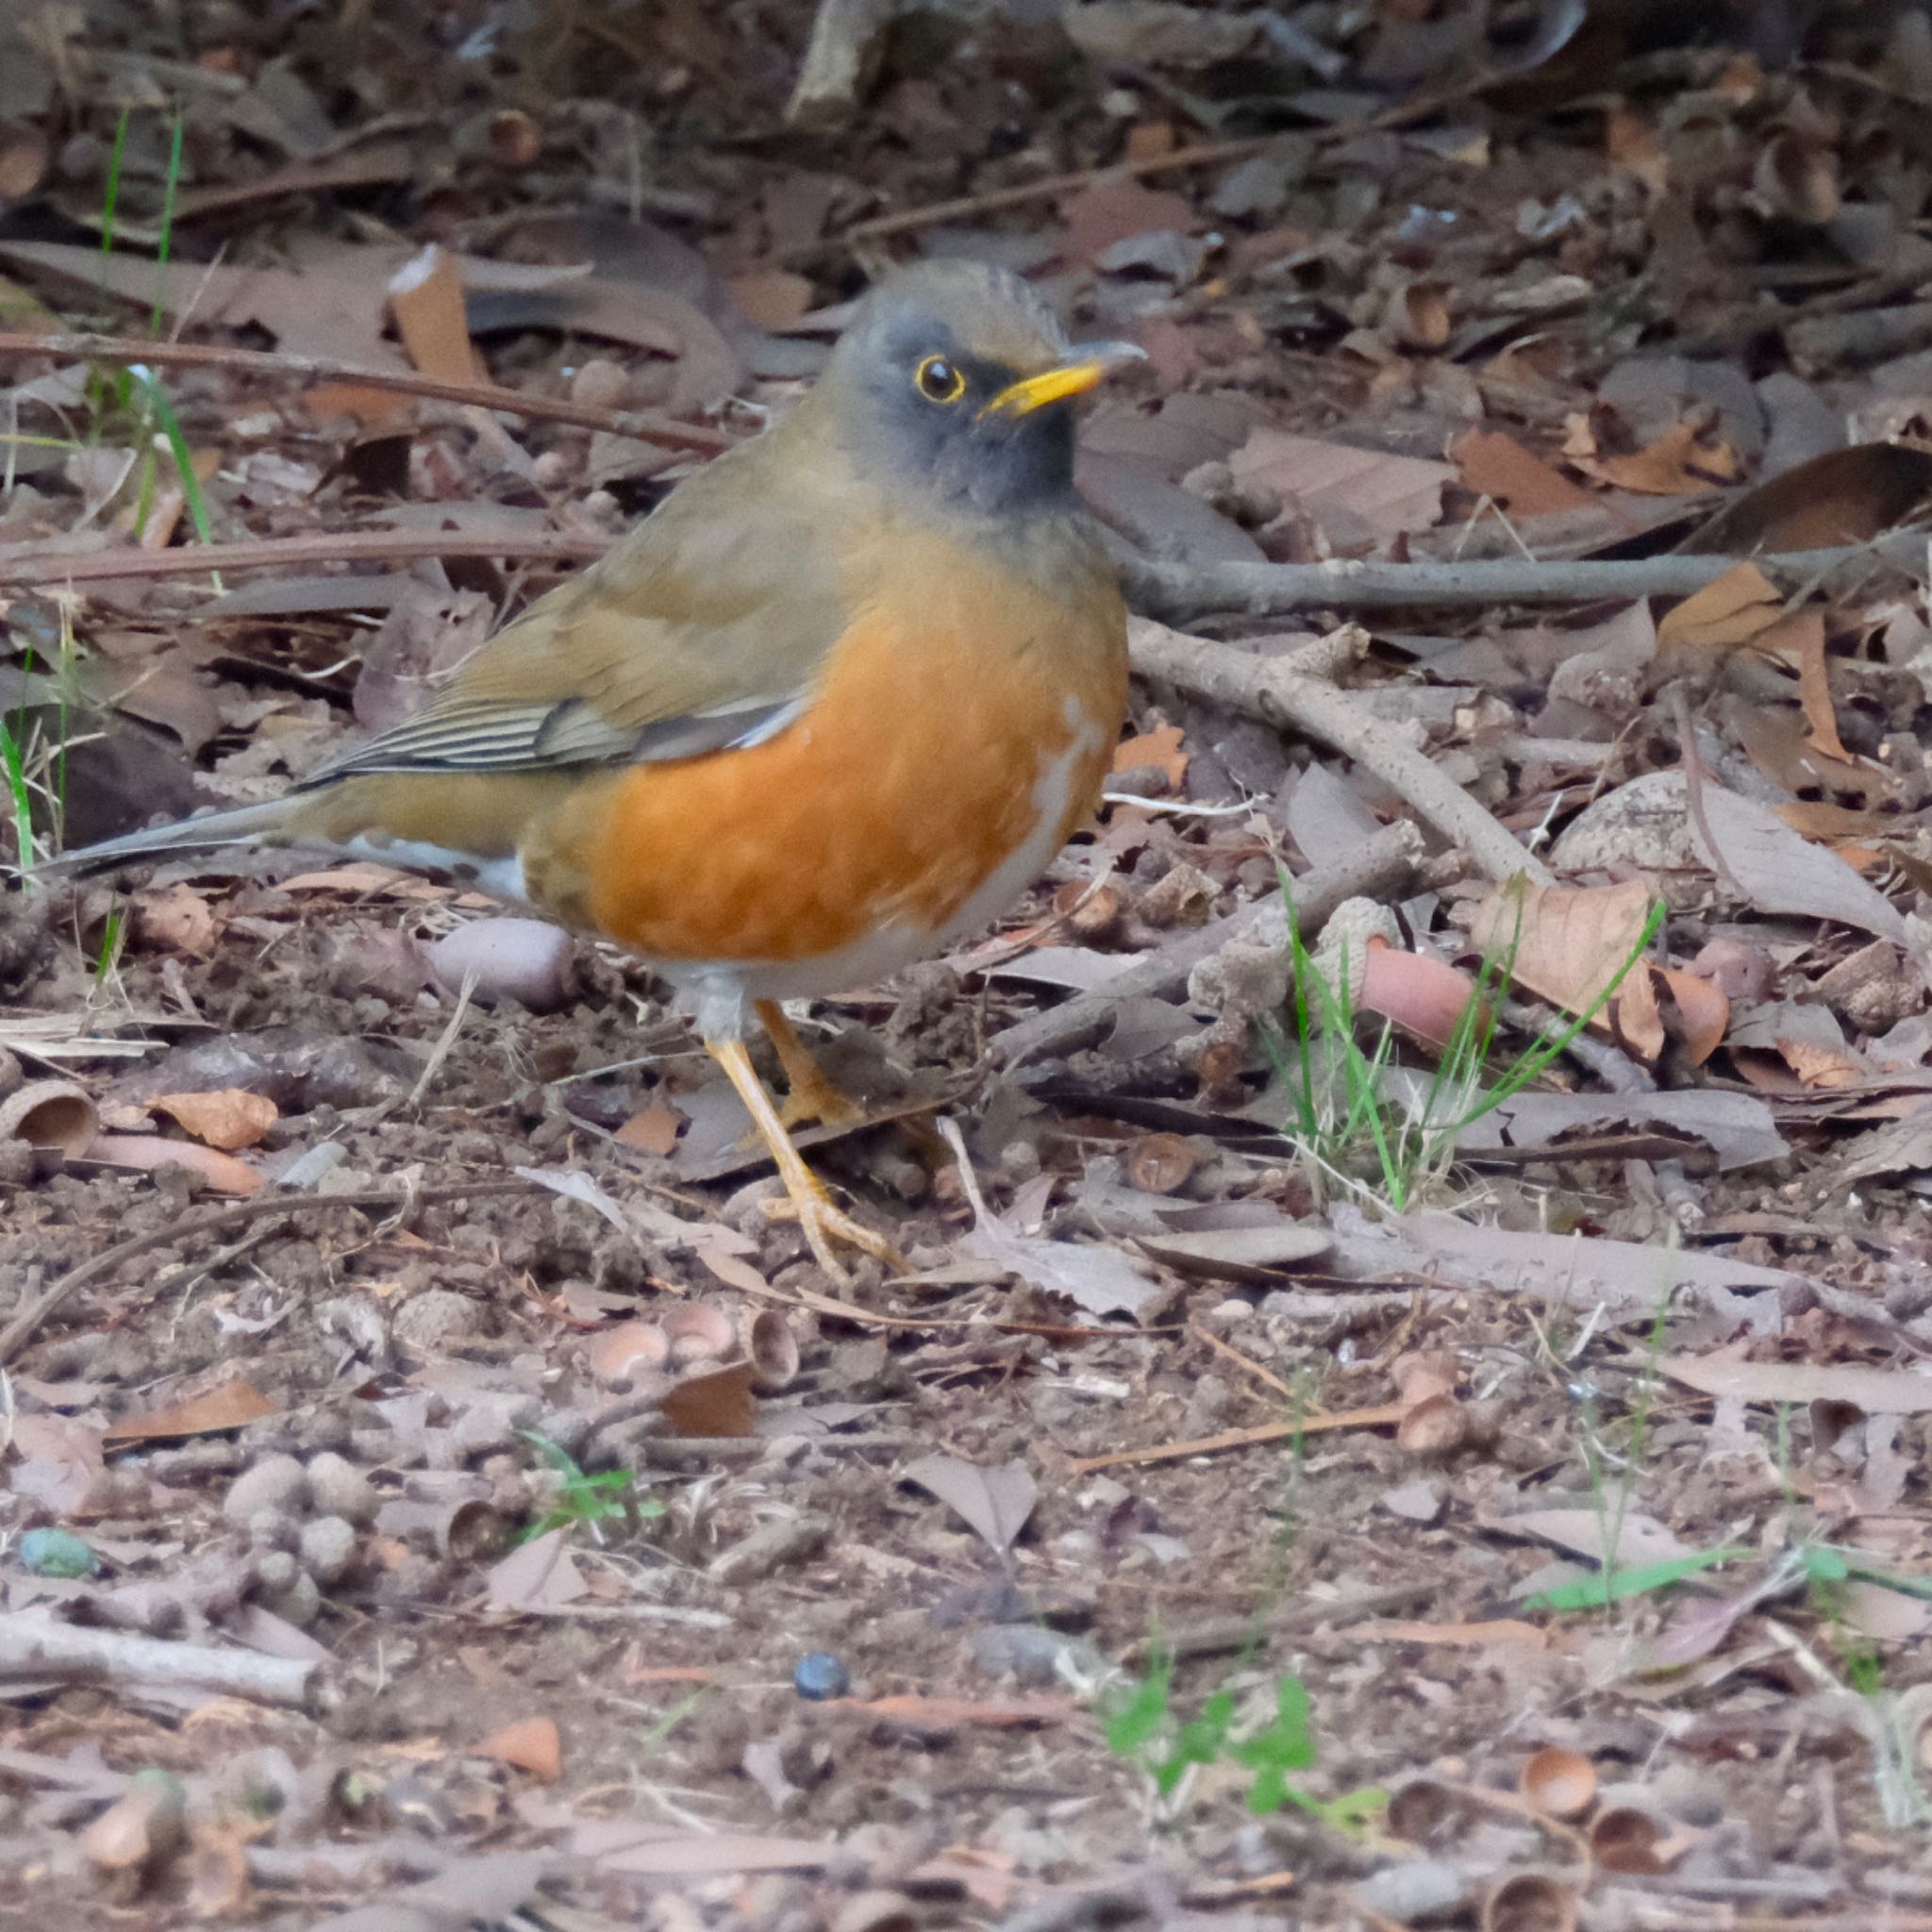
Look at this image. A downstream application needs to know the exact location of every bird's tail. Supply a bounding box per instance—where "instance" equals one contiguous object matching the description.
[35,798,301,874]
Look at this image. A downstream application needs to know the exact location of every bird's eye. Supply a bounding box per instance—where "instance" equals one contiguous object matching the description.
[914,354,967,404]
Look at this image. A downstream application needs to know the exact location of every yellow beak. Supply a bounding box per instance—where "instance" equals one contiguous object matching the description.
[980,341,1146,419]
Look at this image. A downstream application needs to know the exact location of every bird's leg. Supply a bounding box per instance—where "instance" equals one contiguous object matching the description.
[705,1037,905,1281]
[755,999,865,1131]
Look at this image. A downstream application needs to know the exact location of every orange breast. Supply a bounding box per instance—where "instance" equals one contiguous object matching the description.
[568,559,1124,967]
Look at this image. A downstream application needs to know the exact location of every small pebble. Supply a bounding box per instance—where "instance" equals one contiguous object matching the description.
[793,1652,850,1701]
[307,1452,378,1524]
[19,1527,98,1578]
[298,1516,358,1587]
[222,1454,308,1527]
[392,1289,484,1350]
[255,1550,299,1592]
[265,1568,323,1629]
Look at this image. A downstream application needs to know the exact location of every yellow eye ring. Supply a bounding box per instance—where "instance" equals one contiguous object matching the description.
[914,354,967,404]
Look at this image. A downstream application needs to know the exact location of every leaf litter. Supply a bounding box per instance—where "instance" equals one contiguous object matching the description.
[2,1,1932,1926]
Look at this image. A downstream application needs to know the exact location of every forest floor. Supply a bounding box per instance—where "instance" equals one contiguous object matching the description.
[3,0,1932,1926]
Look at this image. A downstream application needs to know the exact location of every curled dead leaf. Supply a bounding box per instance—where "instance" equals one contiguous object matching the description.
[80,1768,187,1877]
[151,1088,278,1152]
[475,1715,562,1782]
[1520,1746,1596,1820]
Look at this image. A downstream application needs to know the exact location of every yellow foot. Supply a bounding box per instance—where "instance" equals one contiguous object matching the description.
[761,1183,908,1281]
[756,1000,866,1133]
[708,1032,905,1285]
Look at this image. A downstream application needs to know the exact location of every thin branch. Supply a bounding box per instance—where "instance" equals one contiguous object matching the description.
[1124,531,1931,623]
[0,330,735,452]
[0,525,612,589]
[1131,619,1554,888]
[992,816,1426,1067]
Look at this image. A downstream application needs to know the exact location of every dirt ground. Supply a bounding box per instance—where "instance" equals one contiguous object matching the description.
[4,1,1932,1925]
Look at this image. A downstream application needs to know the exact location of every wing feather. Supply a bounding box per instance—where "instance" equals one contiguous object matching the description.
[298,419,853,791]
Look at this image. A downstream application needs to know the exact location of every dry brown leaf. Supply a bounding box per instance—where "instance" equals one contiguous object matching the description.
[1468,876,1656,1025]
[1574,419,1740,496]
[389,244,484,384]
[1112,724,1189,788]
[724,270,814,327]
[102,1377,276,1448]
[1605,104,1669,195]
[475,1716,562,1782]
[1615,953,1665,1060]
[134,884,222,958]
[150,1088,278,1152]
[1690,786,1906,941]
[1450,427,1594,517]
[1656,560,1782,650]
[1655,967,1729,1066]
[1788,613,1850,761]
[614,1100,683,1156]
[658,1361,758,1438]
[1228,428,1455,544]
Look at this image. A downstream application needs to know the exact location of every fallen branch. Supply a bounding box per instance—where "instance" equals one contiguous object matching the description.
[0,525,612,590]
[1131,619,1553,889]
[1068,1399,1409,1474]
[992,816,1425,1066]
[0,330,734,453]
[0,1609,319,1707]
[1124,530,1929,623]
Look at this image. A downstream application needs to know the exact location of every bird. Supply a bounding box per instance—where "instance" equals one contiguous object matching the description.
[51,260,1142,1278]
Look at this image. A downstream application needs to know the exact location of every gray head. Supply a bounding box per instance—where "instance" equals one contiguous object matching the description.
[814,260,1142,518]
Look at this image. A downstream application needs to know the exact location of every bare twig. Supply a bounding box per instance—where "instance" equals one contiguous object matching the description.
[992,816,1426,1066]
[1124,531,1931,624]
[0,525,612,590]
[0,330,735,452]
[0,1609,320,1707]
[1131,619,1554,889]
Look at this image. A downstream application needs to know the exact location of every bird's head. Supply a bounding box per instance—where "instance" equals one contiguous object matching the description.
[815,260,1144,517]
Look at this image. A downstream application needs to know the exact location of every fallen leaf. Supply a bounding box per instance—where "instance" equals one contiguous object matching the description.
[1573,419,1740,496]
[1655,967,1729,1066]
[1112,724,1188,788]
[615,1100,683,1156]
[484,1526,589,1613]
[940,1118,1158,1317]
[1789,613,1850,761]
[150,1088,278,1152]
[1657,560,1782,650]
[390,243,484,383]
[658,1361,758,1438]
[1228,428,1455,545]
[102,1378,276,1448]
[1450,427,1594,516]
[1690,784,1907,941]
[1491,1507,1698,1568]
[1659,1353,1932,1414]
[475,1716,562,1782]
[133,884,222,957]
[1467,875,1657,1024]
[903,1453,1037,1556]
